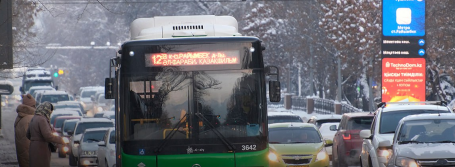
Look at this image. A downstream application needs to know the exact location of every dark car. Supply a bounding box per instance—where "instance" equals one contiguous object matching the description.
[332,112,374,167]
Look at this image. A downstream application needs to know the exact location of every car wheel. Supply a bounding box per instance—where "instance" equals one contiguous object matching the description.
[69,153,77,166]
[58,149,66,158]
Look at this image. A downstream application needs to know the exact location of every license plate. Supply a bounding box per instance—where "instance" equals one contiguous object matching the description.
[289,166,308,167]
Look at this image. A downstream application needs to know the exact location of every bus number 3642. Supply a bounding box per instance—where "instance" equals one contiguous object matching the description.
[241,145,257,151]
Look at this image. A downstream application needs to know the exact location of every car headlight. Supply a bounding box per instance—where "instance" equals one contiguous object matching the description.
[97,107,103,112]
[82,151,97,156]
[316,148,328,161]
[378,148,392,158]
[268,151,279,162]
[395,157,419,167]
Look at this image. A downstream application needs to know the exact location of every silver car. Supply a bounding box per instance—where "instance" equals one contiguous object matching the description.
[77,128,110,166]
[386,113,455,167]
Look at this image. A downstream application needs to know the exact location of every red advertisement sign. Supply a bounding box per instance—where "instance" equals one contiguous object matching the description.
[382,58,425,102]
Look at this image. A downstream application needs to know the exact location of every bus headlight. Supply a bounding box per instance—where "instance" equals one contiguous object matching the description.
[395,157,419,167]
[316,148,328,161]
[268,151,279,162]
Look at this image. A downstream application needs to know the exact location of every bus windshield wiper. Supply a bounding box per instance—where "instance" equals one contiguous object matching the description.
[195,113,236,151]
[154,114,188,153]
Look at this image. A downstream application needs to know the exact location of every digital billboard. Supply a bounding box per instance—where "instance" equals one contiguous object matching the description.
[382,58,425,102]
[145,51,240,67]
[383,0,425,37]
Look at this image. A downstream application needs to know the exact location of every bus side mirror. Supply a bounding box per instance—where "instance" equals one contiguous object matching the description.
[105,78,114,99]
[269,81,281,102]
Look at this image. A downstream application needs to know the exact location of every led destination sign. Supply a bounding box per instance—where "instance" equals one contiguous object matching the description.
[146,51,240,67]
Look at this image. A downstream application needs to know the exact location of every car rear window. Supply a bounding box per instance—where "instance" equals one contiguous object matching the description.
[56,118,79,128]
[379,109,450,134]
[347,117,373,130]
[268,116,303,124]
[75,122,114,135]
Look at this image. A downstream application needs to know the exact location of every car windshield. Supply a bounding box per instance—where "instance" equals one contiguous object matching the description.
[347,117,373,130]
[315,119,341,128]
[63,121,77,132]
[41,94,69,103]
[268,116,303,124]
[81,90,98,98]
[56,118,78,128]
[397,119,455,143]
[380,110,450,134]
[82,130,106,143]
[269,127,322,144]
[75,122,114,135]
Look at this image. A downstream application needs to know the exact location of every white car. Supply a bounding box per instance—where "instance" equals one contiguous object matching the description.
[359,101,453,167]
[77,128,110,166]
[307,114,342,129]
[386,113,455,167]
[318,122,339,160]
[97,128,116,167]
[68,118,114,166]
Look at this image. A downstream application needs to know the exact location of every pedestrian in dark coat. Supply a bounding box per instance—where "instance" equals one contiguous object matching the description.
[14,94,36,167]
[26,102,68,167]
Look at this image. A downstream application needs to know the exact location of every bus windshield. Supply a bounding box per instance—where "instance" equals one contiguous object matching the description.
[124,70,264,140]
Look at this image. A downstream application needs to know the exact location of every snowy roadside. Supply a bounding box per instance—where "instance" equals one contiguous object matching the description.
[0,137,18,166]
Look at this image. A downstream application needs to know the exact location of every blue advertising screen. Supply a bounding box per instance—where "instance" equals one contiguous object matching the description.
[383,0,425,36]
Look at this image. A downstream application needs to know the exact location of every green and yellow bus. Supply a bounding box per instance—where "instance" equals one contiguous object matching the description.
[105,15,282,167]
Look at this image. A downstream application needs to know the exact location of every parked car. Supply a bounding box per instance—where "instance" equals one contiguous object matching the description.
[318,122,340,161]
[331,112,374,167]
[268,122,332,167]
[97,128,116,167]
[360,101,453,167]
[67,118,114,166]
[386,113,455,167]
[57,117,82,158]
[268,111,304,124]
[307,114,342,129]
[77,128,110,166]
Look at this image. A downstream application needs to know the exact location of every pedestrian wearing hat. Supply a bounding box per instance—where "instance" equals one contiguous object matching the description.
[26,102,69,167]
[14,94,36,167]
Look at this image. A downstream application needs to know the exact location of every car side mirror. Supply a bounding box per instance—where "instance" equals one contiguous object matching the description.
[324,139,333,147]
[98,141,106,147]
[74,140,80,145]
[329,125,337,131]
[360,129,372,139]
[379,140,391,147]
